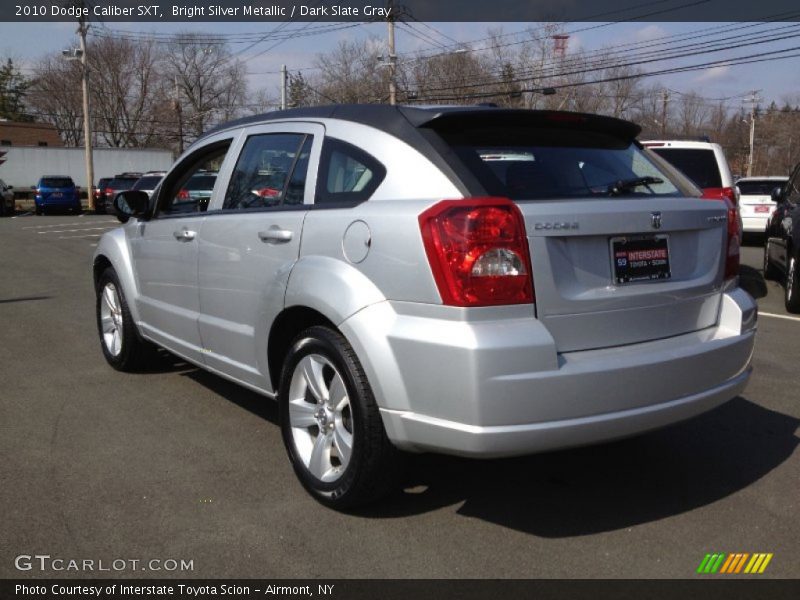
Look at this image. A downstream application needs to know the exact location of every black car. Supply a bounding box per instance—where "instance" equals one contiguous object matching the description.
[94,177,112,214]
[102,173,142,214]
[764,162,800,312]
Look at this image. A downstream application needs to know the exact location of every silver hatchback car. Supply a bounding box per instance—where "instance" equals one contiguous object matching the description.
[94,105,756,508]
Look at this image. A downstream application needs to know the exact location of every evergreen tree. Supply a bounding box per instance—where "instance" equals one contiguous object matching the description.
[0,58,32,121]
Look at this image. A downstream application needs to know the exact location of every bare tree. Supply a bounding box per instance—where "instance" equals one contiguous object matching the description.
[88,36,169,147]
[165,33,248,140]
[313,39,386,104]
[27,54,83,145]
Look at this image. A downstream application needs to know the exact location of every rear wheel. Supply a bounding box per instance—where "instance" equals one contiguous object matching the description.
[96,267,156,370]
[278,326,398,510]
[785,255,800,313]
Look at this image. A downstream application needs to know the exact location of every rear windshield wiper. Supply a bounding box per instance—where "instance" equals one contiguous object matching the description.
[607,176,664,195]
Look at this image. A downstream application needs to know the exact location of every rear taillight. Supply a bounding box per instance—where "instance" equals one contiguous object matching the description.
[702,186,738,206]
[105,187,113,196]
[419,197,534,307]
[701,190,740,281]
[177,189,189,199]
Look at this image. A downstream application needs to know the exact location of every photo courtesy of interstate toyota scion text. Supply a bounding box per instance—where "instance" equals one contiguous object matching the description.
[93,104,756,509]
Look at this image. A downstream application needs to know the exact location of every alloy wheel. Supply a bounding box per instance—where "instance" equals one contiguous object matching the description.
[287,354,354,483]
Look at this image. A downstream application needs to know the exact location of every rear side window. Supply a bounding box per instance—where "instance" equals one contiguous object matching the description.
[649,148,722,189]
[41,178,74,188]
[438,127,682,200]
[316,138,386,206]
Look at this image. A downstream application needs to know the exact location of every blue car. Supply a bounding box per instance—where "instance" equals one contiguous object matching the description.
[34,176,81,215]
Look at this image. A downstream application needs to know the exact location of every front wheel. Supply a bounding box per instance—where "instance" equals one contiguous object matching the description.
[96,267,155,370]
[278,326,399,510]
[786,255,800,313]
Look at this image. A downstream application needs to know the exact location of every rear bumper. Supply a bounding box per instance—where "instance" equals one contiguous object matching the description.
[341,288,756,458]
[36,196,81,208]
[741,215,770,233]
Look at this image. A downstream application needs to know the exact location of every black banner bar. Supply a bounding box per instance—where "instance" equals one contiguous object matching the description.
[2,580,800,600]
[3,0,800,23]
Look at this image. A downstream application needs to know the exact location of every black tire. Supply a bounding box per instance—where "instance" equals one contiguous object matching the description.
[785,254,800,313]
[35,206,43,216]
[763,241,780,281]
[95,267,156,371]
[278,326,399,510]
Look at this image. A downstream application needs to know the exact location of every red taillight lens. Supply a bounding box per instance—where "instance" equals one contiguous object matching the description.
[701,189,740,281]
[177,189,189,199]
[419,197,534,307]
[105,187,113,195]
[702,186,738,206]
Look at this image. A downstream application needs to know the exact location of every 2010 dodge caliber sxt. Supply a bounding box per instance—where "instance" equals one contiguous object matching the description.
[93,105,756,509]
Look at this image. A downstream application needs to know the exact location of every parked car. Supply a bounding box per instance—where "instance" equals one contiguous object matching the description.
[101,173,142,214]
[0,178,14,216]
[34,175,81,215]
[94,177,112,213]
[94,105,756,509]
[641,139,742,242]
[736,176,789,237]
[131,171,167,198]
[174,171,217,212]
[763,163,800,312]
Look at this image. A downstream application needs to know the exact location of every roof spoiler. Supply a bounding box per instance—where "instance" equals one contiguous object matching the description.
[403,108,642,142]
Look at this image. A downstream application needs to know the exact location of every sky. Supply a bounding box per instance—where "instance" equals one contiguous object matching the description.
[1,19,799,110]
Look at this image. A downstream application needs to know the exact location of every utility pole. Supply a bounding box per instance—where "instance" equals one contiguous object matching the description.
[280,64,287,110]
[174,76,184,155]
[660,89,669,137]
[743,89,763,177]
[386,0,397,105]
[77,7,94,212]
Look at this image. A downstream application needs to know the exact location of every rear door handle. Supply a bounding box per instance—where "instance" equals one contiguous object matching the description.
[258,227,293,244]
[173,228,196,242]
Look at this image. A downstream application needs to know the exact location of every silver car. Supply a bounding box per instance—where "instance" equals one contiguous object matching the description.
[94,106,756,509]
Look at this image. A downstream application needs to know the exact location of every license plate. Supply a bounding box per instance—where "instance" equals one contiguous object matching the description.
[754,205,770,213]
[611,235,671,284]
[52,192,63,198]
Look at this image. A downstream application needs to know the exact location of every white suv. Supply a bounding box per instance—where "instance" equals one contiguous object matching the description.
[736,176,788,235]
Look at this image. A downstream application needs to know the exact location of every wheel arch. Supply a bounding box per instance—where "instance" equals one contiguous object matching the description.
[267,306,338,392]
[92,229,141,324]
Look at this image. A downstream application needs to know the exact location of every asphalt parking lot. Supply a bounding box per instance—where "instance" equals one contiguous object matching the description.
[1,213,798,579]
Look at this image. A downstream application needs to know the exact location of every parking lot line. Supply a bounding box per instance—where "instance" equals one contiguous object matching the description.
[23,221,116,229]
[37,227,116,234]
[760,311,800,323]
[58,234,105,239]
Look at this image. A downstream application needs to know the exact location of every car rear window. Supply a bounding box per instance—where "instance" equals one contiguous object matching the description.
[132,176,163,190]
[648,148,722,189]
[437,127,684,199]
[185,175,217,190]
[41,178,74,188]
[108,178,137,190]
[737,180,782,195]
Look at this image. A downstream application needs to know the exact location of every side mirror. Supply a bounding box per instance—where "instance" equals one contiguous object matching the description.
[771,186,785,203]
[113,190,149,223]
[7,185,13,190]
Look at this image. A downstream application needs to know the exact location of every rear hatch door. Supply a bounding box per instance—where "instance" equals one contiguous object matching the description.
[421,109,728,352]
